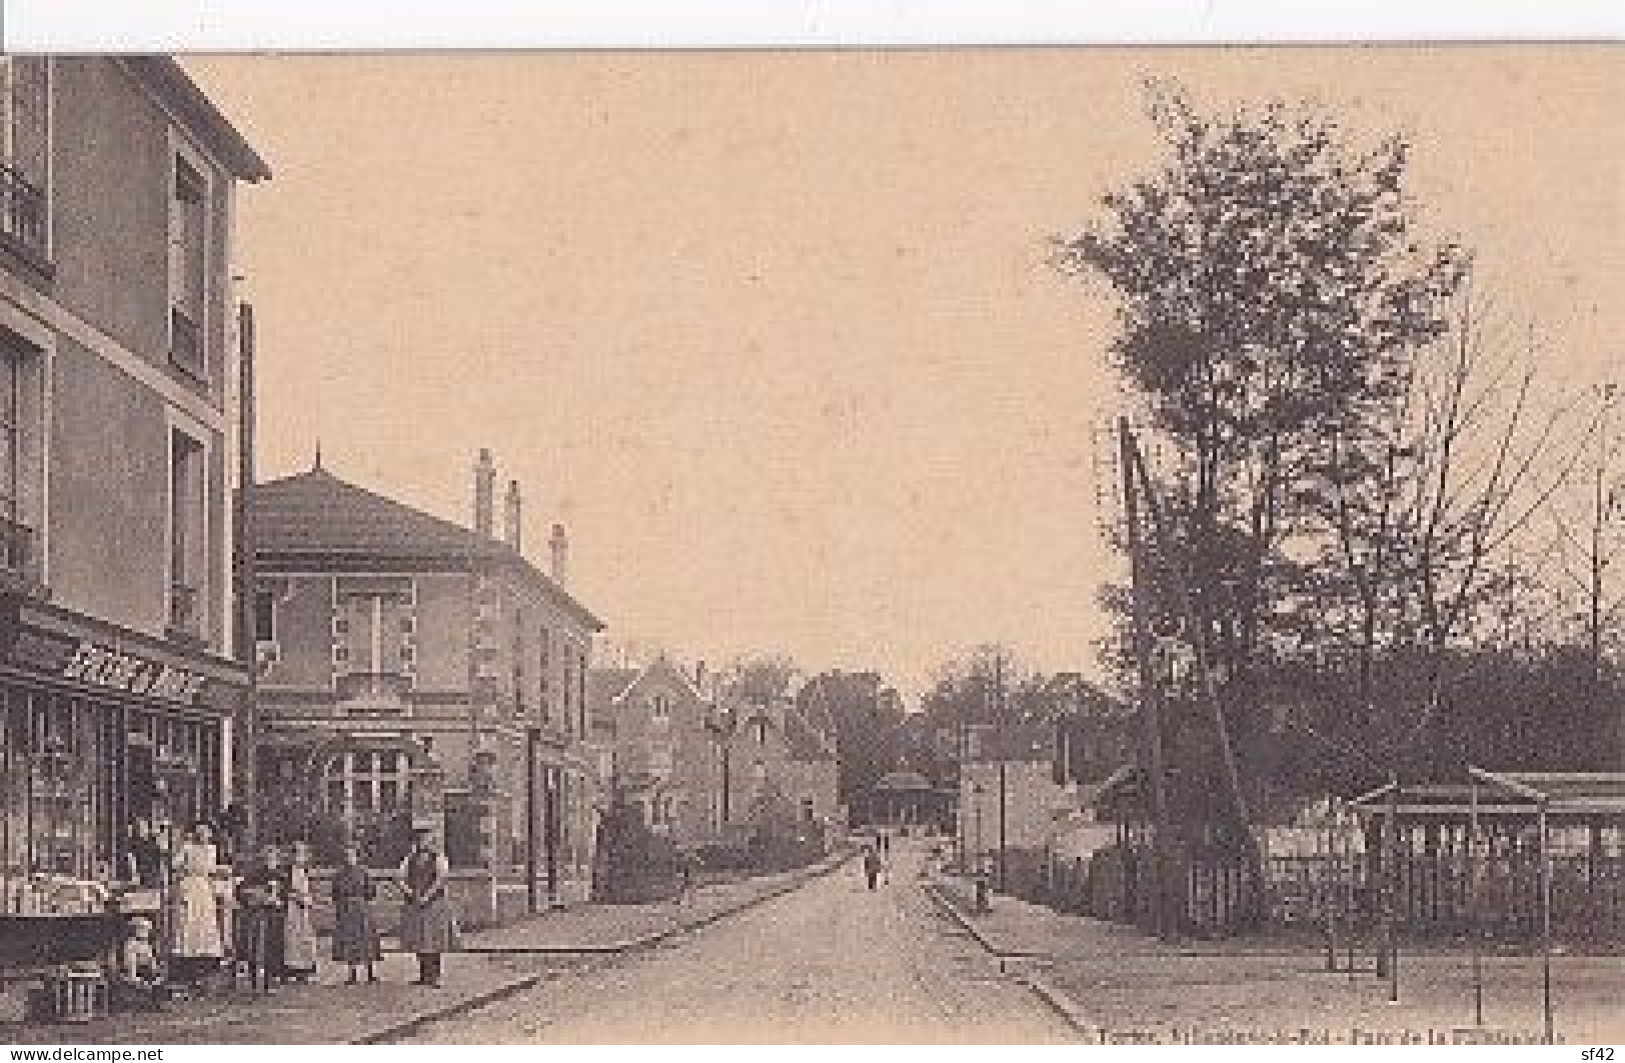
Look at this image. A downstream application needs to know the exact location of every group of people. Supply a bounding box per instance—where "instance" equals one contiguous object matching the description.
[113,822,459,1009]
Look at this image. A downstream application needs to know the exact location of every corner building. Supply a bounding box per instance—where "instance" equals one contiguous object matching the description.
[0,57,267,912]
[249,453,604,927]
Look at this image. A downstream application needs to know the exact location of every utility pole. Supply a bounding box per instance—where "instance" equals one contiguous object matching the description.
[233,299,258,849]
[995,651,1008,894]
[1121,418,1174,940]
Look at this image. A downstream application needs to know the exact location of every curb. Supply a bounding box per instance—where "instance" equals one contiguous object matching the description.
[1016,971,1101,1043]
[350,970,556,1045]
[921,880,1049,959]
[921,879,1097,1041]
[352,852,851,1044]
[462,852,852,955]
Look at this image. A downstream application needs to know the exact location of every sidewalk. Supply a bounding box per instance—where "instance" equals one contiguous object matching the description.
[463,856,844,953]
[3,854,847,1045]
[929,874,1625,1046]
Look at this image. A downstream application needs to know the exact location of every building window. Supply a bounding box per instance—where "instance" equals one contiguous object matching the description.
[649,694,671,726]
[0,336,32,575]
[253,588,276,643]
[168,430,206,638]
[0,57,50,266]
[537,627,552,726]
[168,151,209,380]
[576,649,587,737]
[333,577,414,703]
[512,606,526,717]
[751,716,769,746]
[326,749,412,818]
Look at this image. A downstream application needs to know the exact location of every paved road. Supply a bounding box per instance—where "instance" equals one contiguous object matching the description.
[400,842,1075,1044]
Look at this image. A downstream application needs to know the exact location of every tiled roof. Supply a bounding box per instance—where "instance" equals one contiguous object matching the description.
[249,466,602,629]
[252,467,493,559]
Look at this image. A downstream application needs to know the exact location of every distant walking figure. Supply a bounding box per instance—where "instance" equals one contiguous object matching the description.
[863,845,882,891]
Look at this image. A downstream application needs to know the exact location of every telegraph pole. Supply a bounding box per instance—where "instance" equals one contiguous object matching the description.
[233,299,258,849]
[995,652,1008,893]
[1120,418,1173,939]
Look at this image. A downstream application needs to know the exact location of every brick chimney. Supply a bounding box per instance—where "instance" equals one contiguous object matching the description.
[503,480,522,553]
[473,449,496,538]
[548,522,569,586]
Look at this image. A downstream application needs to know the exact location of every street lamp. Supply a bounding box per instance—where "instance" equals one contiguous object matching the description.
[703,700,738,835]
[970,781,990,913]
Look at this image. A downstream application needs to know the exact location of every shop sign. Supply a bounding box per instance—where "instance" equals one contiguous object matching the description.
[59,642,207,705]
[0,599,213,706]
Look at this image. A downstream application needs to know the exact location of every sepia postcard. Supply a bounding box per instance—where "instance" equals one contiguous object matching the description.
[0,31,1619,1048]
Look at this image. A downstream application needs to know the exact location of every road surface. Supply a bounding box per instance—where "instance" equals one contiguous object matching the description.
[400,840,1075,1043]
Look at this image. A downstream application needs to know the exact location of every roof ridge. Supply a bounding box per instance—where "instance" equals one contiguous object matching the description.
[256,466,484,544]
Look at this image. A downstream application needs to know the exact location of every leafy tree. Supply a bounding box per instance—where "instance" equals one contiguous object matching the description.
[1059,83,1469,701]
[1057,84,1471,900]
[799,670,904,825]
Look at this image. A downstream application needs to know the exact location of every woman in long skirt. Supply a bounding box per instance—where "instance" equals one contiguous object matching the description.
[169,822,225,990]
[331,844,380,983]
[234,845,286,993]
[281,842,319,982]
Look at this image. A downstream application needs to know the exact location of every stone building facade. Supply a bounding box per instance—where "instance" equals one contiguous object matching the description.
[248,451,603,926]
[0,57,267,926]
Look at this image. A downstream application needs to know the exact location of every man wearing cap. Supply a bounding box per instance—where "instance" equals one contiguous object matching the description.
[398,829,457,987]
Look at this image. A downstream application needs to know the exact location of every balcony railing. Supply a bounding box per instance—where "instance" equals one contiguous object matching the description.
[337,672,412,714]
[169,307,204,378]
[0,163,48,267]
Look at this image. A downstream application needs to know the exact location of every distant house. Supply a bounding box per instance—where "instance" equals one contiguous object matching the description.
[718,687,841,840]
[589,659,842,849]
[248,450,604,925]
[962,673,1133,859]
[587,657,714,846]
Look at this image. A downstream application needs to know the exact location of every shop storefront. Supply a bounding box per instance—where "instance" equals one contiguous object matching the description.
[0,593,247,972]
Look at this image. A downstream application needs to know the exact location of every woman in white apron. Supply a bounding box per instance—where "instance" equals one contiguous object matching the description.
[169,822,225,990]
[281,841,320,981]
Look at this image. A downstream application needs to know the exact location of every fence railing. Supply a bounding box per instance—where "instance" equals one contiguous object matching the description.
[1041,845,1625,943]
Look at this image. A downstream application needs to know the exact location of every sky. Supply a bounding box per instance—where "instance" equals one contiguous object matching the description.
[183,45,1621,701]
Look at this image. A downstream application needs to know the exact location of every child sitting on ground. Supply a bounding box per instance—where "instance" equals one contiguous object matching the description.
[112,917,167,1011]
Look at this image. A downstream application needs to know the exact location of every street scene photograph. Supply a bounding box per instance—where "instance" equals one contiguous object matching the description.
[0,38,1620,1047]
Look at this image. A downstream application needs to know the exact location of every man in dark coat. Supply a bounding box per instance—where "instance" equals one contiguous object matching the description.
[398,829,456,988]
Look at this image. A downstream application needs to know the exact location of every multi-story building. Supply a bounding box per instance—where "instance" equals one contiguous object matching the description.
[248,450,604,926]
[0,57,268,914]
